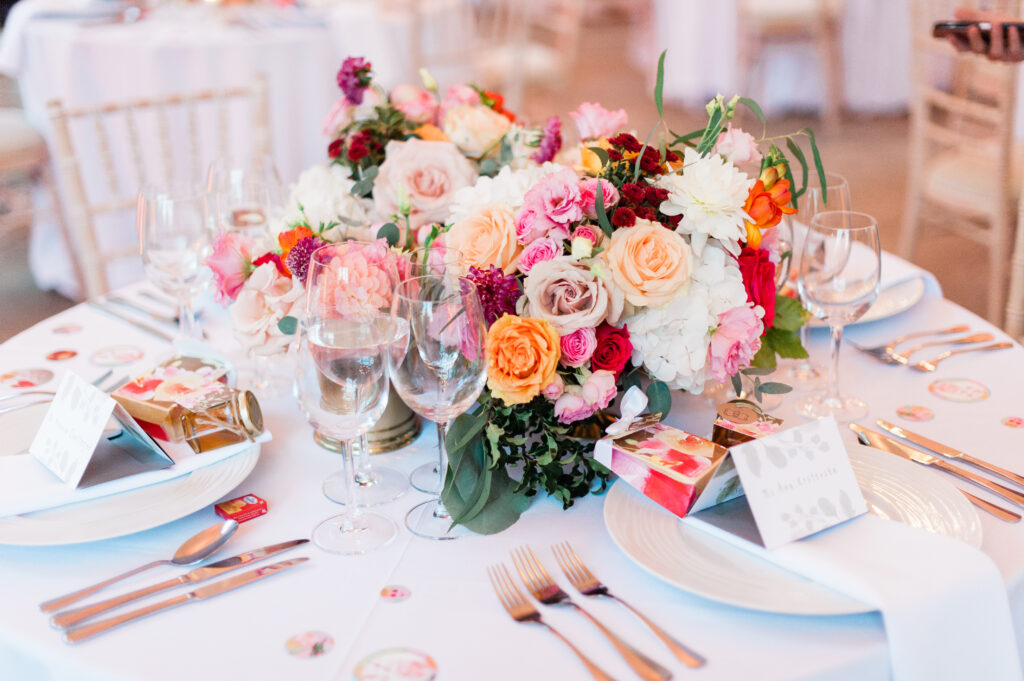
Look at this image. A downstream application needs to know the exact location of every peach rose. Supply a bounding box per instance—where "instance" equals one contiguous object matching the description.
[442,104,511,158]
[604,218,693,308]
[445,204,521,275]
[485,314,561,405]
[373,139,477,229]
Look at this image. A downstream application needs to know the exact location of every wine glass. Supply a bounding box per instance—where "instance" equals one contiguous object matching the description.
[797,210,881,422]
[389,274,488,541]
[137,182,212,345]
[205,155,283,237]
[787,172,852,387]
[297,243,398,554]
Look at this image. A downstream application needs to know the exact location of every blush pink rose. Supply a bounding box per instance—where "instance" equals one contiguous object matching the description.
[570,102,628,141]
[373,139,478,229]
[514,202,555,244]
[517,237,561,275]
[206,232,253,305]
[579,178,620,219]
[440,84,481,116]
[390,84,438,124]
[582,369,617,410]
[708,305,764,382]
[542,374,565,400]
[554,387,594,424]
[522,167,583,227]
[714,124,762,165]
[559,327,597,368]
[230,263,303,356]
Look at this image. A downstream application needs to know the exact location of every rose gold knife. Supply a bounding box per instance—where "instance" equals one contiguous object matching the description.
[877,420,1024,489]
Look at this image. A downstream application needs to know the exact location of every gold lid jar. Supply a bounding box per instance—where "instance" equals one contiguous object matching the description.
[180,388,263,454]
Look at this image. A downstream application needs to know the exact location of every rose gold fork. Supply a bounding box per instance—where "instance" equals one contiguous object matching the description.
[511,545,672,681]
[553,542,705,668]
[487,564,621,681]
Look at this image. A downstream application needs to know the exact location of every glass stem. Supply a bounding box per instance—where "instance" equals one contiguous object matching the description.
[177,295,198,343]
[433,420,450,520]
[826,324,844,405]
[354,432,374,487]
[797,323,812,370]
[339,438,360,529]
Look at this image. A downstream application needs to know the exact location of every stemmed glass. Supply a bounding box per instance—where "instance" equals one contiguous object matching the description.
[137,182,212,345]
[296,243,398,554]
[205,155,283,237]
[797,210,881,422]
[787,172,852,387]
[389,274,488,540]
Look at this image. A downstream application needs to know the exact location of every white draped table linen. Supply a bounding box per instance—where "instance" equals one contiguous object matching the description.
[0,252,1023,680]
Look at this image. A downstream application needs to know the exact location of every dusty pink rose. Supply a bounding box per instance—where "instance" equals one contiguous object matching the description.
[206,232,253,305]
[373,139,477,229]
[517,237,560,275]
[542,374,565,400]
[522,256,624,335]
[514,203,554,244]
[559,327,597,368]
[554,387,594,424]
[315,241,397,319]
[390,84,437,124]
[714,124,762,165]
[440,84,481,116]
[579,178,620,219]
[708,305,764,382]
[522,167,583,227]
[570,102,628,140]
[230,263,303,356]
[582,369,617,410]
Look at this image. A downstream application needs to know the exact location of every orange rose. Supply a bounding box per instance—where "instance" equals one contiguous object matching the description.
[485,314,561,405]
[604,218,693,308]
[445,204,522,275]
[413,124,449,142]
[743,179,796,249]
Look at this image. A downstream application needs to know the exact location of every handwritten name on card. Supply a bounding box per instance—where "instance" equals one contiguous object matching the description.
[729,417,867,549]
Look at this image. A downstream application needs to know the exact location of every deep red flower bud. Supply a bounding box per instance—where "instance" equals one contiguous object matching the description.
[612,207,637,227]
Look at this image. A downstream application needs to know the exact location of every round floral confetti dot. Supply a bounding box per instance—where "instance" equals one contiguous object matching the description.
[91,345,144,367]
[927,378,990,403]
[52,323,82,334]
[285,631,334,658]
[896,405,934,422]
[0,368,54,389]
[379,585,411,603]
[46,350,78,361]
[1003,417,1024,429]
[353,648,437,681]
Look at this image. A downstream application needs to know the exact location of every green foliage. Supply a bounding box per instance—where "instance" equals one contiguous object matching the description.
[644,381,671,421]
[351,165,379,198]
[593,179,614,238]
[376,222,400,247]
[654,50,667,119]
[276,316,298,335]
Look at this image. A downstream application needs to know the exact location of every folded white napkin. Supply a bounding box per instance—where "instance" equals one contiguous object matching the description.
[685,512,1022,681]
[880,250,942,297]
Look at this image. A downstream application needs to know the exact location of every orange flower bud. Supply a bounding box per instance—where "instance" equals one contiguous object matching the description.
[743,178,797,248]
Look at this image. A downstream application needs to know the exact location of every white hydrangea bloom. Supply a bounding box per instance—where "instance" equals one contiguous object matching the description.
[656,147,753,257]
[447,162,563,224]
[280,163,372,233]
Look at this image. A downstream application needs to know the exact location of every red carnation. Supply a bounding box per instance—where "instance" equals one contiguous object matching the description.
[607,148,623,161]
[737,246,777,328]
[640,155,662,175]
[611,207,636,227]
[635,205,658,222]
[609,133,641,152]
[328,138,343,159]
[592,324,633,378]
[620,183,645,204]
[645,186,668,203]
[348,141,369,162]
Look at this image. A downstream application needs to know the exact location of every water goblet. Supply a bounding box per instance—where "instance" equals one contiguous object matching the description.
[205,155,283,237]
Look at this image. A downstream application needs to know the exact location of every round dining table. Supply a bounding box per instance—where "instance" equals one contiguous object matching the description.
[1,252,1023,681]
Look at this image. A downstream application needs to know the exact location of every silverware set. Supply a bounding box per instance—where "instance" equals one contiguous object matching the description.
[0,369,127,416]
[489,543,704,680]
[89,289,203,342]
[37,520,309,643]
[851,421,1024,522]
[850,325,1012,371]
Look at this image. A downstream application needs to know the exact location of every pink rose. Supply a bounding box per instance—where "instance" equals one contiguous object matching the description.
[440,84,481,116]
[708,305,764,382]
[582,369,617,410]
[206,232,253,305]
[713,124,762,165]
[570,102,628,141]
[522,256,624,335]
[554,387,594,424]
[230,263,303,356]
[514,202,554,244]
[559,327,597,368]
[373,139,478,229]
[390,84,437,124]
[571,225,602,245]
[522,167,583,227]
[517,237,560,275]
[579,178,620,219]
[542,374,565,400]
[314,241,397,318]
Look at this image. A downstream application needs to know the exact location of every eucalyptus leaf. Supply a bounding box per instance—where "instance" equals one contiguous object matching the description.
[586,145,610,168]
[479,158,499,176]
[359,165,379,182]
[737,96,766,127]
[654,50,667,119]
[785,137,809,199]
[645,380,671,420]
[758,381,793,395]
[352,179,374,197]
[594,179,614,238]
[377,222,401,247]
[276,315,298,335]
[632,122,659,183]
[695,107,724,156]
[731,373,743,396]
[804,127,828,204]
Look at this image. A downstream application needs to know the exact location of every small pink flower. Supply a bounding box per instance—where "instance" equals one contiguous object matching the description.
[390,84,437,124]
[571,224,602,245]
[542,374,565,401]
[514,202,554,245]
[582,369,617,410]
[708,305,764,382]
[440,84,481,116]
[517,237,560,275]
[713,124,762,165]
[554,387,594,424]
[206,232,253,305]
[559,327,597,368]
[579,178,620,220]
[570,102,628,141]
[522,167,583,227]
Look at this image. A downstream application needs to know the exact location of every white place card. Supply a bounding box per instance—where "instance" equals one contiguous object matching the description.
[728,417,867,550]
[29,372,116,487]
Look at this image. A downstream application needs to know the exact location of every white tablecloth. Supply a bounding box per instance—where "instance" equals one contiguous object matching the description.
[1,254,1024,680]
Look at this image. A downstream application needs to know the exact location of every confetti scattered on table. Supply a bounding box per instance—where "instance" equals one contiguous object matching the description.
[285,631,334,658]
[928,378,990,403]
[0,368,54,388]
[353,648,437,681]
[1003,417,1024,429]
[896,405,934,422]
[380,585,411,603]
[45,350,77,361]
[91,345,144,367]
[52,323,82,334]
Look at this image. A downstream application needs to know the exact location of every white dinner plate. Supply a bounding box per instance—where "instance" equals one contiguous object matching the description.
[603,445,981,616]
[810,277,926,327]
[0,403,259,546]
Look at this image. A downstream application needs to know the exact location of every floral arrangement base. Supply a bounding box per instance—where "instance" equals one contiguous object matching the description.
[314,387,422,455]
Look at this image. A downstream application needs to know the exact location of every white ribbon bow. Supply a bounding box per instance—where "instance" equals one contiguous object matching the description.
[605,386,649,437]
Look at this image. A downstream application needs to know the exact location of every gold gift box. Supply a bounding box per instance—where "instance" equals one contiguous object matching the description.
[711,401,784,449]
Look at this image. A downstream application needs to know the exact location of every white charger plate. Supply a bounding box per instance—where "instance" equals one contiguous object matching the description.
[0,403,259,546]
[810,277,926,327]
[603,445,981,616]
